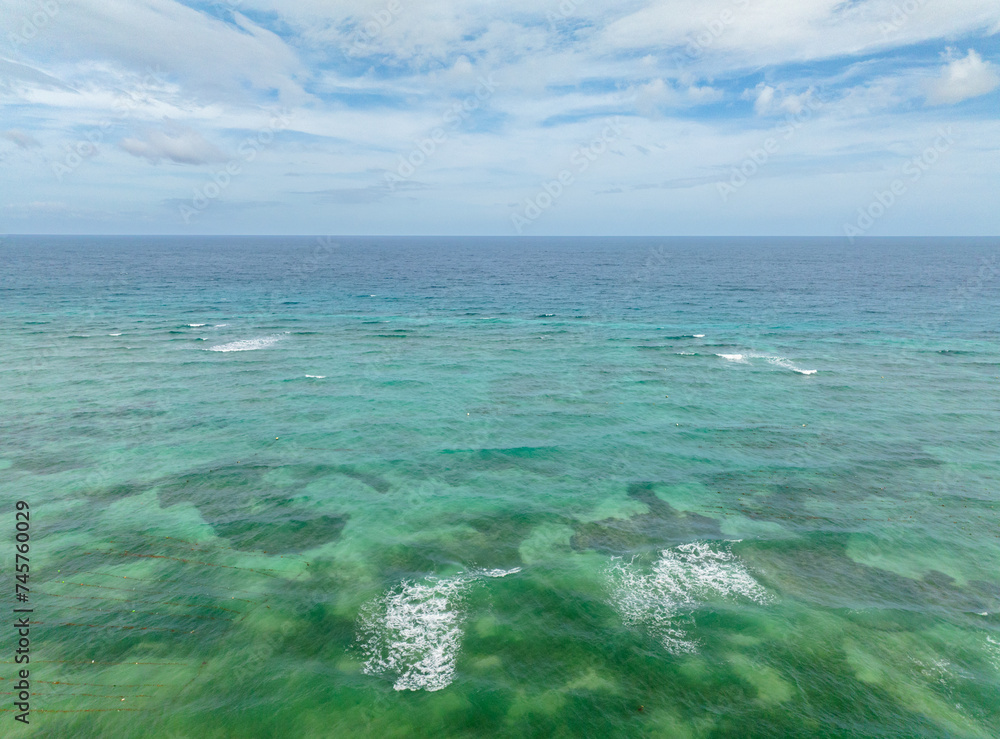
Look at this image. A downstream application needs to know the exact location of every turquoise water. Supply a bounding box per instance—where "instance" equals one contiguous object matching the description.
[2,236,999,737]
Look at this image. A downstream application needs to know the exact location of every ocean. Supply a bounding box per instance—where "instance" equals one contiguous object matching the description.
[1,236,999,737]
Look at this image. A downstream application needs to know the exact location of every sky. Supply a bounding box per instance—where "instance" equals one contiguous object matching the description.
[1,0,998,236]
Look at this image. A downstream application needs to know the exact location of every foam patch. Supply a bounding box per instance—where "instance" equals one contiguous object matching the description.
[607,541,771,653]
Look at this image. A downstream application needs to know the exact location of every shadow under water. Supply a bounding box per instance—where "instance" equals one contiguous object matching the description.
[571,482,723,555]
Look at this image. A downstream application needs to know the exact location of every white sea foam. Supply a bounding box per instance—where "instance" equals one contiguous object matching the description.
[305,374,326,379]
[474,567,522,579]
[676,351,696,356]
[109,333,122,336]
[693,334,705,338]
[607,541,771,654]
[716,352,816,374]
[911,656,956,685]
[188,323,207,327]
[987,636,1000,671]
[357,576,470,692]
[206,336,281,352]
[765,356,817,375]
[356,567,521,691]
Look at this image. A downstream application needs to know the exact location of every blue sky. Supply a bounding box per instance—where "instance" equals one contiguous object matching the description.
[1,0,998,235]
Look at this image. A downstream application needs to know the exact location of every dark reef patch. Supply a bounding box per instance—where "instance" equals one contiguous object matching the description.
[571,482,723,555]
[213,514,348,553]
[745,533,998,618]
[155,463,350,553]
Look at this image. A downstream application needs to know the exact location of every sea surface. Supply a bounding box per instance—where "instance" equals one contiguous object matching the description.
[1,236,999,737]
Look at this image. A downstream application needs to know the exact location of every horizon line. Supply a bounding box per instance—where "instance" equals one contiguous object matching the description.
[4,234,999,240]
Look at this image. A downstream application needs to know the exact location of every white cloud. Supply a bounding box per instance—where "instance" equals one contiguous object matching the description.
[120,120,227,165]
[1,0,308,104]
[752,85,776,114]
[3,0,1000,235]
[598,0,1000,69]
[925,49,1000,105]
[744,83,818,116]
[634,78,723,116]
[0,58,76,93]
[1,201,71,216]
